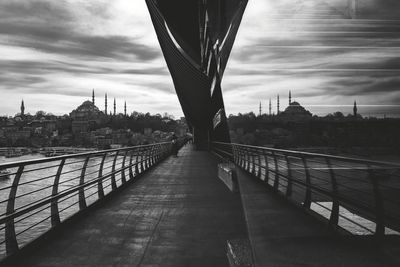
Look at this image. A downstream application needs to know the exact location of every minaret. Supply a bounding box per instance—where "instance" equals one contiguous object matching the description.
[113,98,116,115]
[21,99,25,117]
[277,94,280,115]
[289,90,292,105]
[92,89,95,105]
[259,102,262,117]
[353,100,358,117]
[105,93,108,115]
[124,101,127,116]
[269,99,272,116]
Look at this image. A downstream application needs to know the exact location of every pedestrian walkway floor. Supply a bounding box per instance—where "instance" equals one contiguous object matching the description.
[16,145,248,267]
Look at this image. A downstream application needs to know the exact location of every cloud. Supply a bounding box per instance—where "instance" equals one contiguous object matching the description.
[0,0,399,118]
[0,0,180,116]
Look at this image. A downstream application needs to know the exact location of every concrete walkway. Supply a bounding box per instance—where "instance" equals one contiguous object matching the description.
[236,168,400,267]
[16,146,248,267]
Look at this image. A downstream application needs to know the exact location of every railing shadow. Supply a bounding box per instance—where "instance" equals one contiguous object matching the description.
[211,142,400,238]
[0,140,187,263]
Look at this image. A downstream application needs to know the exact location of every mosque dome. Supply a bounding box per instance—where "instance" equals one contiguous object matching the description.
[70,100,102,121]
[281,101,312,117]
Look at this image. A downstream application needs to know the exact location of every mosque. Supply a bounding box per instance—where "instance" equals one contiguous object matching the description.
[70,90,128,121]
[69,90,128,134]
[280,91,313,118]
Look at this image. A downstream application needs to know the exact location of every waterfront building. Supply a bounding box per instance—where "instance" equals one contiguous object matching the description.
[71,121,90,135]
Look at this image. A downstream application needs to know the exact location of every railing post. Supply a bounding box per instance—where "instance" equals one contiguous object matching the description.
[151,145,156,165]
[135,149,140,175]
[97,154,106,199]
[251,151,256,175]
[140,148,145,172]
[79,157,89,210]
[150,145,155,166]
[154,145,159,163]
[159,145,164,160]
[145,147,150,169]
[302,157,312,209]
[232,145,238,165]
[326,157,339,226]
[264,153,270,183]
[245,149,250,172]
[121,151,127,184]
[240,148,245,169]
[157,144,162,161]
[111,151,119,190]
[368,166,385,236]
[285,155,293,197]
[149,146,154,166]
[129,151,134,180]
[257,153,262,179]
[157,144,161,161]
[51,159,65,227]
[236,147,241,167]
[5,165,24,255]
[272,152,279,190]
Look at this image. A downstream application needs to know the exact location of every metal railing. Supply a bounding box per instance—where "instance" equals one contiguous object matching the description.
[211,142,400,236]
[0,142,173,259]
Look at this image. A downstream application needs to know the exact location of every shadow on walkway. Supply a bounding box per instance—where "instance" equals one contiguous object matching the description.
[16,145,248,267]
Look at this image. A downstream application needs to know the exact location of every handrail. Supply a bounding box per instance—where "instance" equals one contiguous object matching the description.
[0,141,188,260]
[211,142,400,236]
[0,143,171,169]
[212,141,400,168]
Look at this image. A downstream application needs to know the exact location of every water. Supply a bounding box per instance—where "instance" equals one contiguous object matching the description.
[0,152,398,258]
[0,153,131,258]
[243,154,400,235]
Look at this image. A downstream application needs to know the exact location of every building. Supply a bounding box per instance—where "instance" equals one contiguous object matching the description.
[280,101,312,118]
[144,128,152,136]
[279,92,312,120]
[71,121,90,134]
[70,99,106,135]
[70,101,103,123]
[6,130,31,143]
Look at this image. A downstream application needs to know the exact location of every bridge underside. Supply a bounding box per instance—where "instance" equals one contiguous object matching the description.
[146,0,248,149]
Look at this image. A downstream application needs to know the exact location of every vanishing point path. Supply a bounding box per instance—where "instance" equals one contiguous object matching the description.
[17,145,248,267]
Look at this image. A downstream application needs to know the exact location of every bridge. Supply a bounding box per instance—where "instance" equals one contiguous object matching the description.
[1,0,400,266]
[0,141,399,266]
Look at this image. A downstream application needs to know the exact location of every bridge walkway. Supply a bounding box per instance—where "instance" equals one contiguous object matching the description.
[15,145,248,267]
[236,168,400,266]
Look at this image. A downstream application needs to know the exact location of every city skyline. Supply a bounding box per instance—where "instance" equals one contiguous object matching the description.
[0,0,400,117]
[4,89,399,119]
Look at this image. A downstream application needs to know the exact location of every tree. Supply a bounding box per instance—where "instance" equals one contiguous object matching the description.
[35,111,47,119]
[333,112,344,118]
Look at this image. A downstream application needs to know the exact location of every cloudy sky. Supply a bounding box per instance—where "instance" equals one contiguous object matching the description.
[1,0,400,118]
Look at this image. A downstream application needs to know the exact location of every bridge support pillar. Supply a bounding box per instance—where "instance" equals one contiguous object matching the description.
[193,127,209,151]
